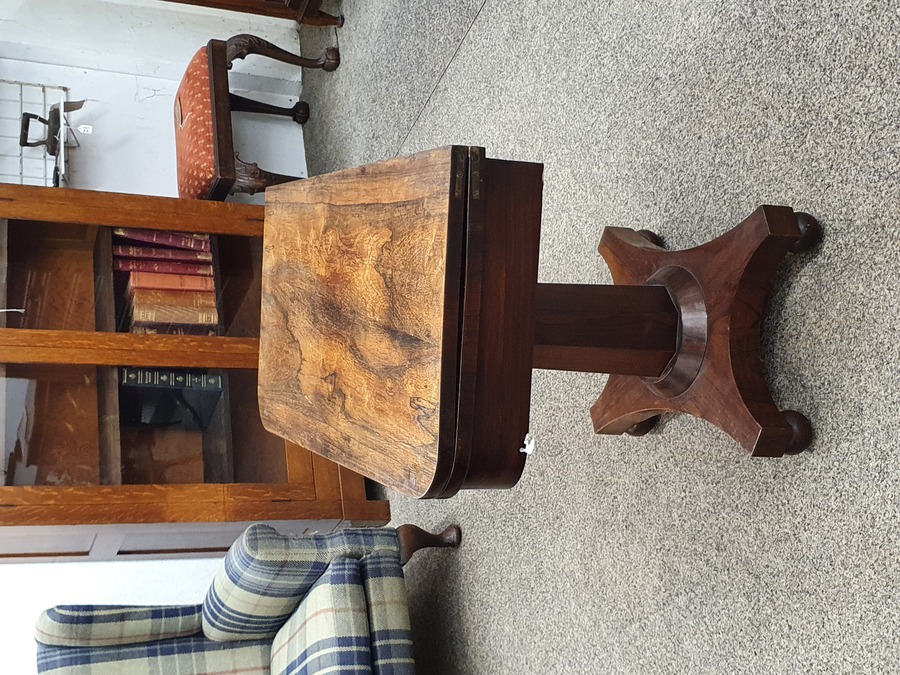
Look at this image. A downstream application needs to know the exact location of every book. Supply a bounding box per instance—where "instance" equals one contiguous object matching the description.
[129,288,217,310]
[132,323,218,336]
[131,303,218,326]
[112,228,211,251]
[114,259,214,276]
[121,368,222,389]
[113,244,213,263]
[128,271,215,293]
[119,367,223,431]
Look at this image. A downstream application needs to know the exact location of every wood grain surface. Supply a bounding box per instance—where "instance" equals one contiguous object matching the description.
[429,156,543,497]
[532,283,678,376]
[0,483,326,526]
[0,184,264,235]
[160,0,297,20]
[0,328,259,368]
[260,147,467,498]
[590,206,811,456]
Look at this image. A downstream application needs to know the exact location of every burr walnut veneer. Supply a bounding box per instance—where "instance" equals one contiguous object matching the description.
[260,147,542,498]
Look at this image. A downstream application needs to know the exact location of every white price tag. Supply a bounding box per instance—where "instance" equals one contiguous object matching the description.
[520,433,536,455]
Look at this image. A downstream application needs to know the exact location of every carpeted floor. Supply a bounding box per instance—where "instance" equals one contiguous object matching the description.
[298,2,900,672]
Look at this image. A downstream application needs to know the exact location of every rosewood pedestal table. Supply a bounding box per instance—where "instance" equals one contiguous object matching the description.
[258,147,819,499]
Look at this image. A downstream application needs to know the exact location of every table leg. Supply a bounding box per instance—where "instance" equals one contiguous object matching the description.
[225,34,340,72]
[229,94,309,125]
[532,283,678,376]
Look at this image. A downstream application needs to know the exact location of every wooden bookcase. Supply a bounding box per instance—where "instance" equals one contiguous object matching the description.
[0,184,389,561]
[158,0,338,24]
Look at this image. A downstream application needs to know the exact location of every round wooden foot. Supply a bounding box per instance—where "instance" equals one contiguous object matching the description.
[292,101,310,125]
[323,47,340,72]
[636,229,664,247]
[791,212,822,253]
[782,410,813,454]
[440,524,462,547]
[625,415,661,436]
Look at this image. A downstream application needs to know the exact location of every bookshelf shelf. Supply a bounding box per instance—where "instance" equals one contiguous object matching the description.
[0,329,260,367]
[0,184,389,560]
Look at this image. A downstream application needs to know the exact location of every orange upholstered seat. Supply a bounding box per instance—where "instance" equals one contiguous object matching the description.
[173,34,339,200]
[174,47,217,200]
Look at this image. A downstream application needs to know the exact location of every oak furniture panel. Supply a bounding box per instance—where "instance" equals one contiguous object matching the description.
[0,184,388,560]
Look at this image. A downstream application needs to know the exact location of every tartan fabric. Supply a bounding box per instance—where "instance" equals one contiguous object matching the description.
[203,524,399,642]
[35,634,270,674]
[359,553,415,674]
[270,558,372,675]
[35,605,203,648]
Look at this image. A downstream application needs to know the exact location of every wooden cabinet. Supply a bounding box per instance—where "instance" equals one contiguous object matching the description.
[0,184,389,561]
[158,0,342,24]
[160,0,297,20]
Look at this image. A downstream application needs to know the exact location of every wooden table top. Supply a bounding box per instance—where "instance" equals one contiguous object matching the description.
[259,147,469,497]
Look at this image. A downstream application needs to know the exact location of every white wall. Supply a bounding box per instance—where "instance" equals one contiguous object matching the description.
[0,0,309,196]
[0,518,339,674]
[5,557,221,674]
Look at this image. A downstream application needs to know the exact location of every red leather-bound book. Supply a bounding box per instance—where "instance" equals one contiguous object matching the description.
[114,259,213,276]
[113,244,213,262]
[127,271,216,293]
[112,228,211,251]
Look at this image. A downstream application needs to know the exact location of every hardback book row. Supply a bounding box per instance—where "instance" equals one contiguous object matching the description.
[113,229,225,458]
[119,366,223,430]
[112,227,219,336]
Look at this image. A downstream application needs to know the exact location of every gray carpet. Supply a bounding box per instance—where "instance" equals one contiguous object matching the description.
[299,2,900,672]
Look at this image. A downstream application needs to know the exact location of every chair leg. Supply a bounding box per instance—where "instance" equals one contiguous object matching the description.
[225,34,339,72]
[232,154,302,196]
[397,524,462,565]
[229,94,309,125]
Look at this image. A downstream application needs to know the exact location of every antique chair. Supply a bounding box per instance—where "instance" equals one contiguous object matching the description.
[35,522,461,674]
[175,34,339,200]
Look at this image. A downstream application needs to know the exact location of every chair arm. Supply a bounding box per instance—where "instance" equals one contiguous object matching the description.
[203,523,399,642]
[35,604,202,648]
[271,558,372,675]
[359,550,416,673]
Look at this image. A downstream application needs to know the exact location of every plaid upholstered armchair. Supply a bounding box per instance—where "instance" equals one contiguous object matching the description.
[34,523,460,674]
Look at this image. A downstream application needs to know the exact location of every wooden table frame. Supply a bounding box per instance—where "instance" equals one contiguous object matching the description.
[260,147,820,499]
